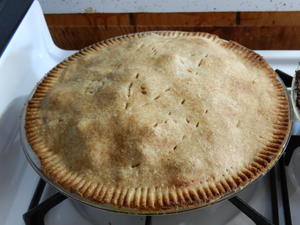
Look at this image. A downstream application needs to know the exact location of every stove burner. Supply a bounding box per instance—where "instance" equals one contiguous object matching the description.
[23,70,298,225]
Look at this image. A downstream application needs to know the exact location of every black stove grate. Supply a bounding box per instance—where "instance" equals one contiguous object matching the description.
[23,70,298,225]
[23,178,275,225]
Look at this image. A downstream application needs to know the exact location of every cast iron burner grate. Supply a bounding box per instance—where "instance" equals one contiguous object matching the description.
[23,70,299,225]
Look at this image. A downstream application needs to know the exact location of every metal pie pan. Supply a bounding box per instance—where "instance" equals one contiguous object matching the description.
[20,31,293,215]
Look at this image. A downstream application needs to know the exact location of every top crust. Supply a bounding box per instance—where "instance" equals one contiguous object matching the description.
[25,31,290,213]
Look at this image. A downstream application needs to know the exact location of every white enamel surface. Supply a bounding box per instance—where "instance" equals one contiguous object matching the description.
[38,0,300,13]
[1,1,300,224]
[0,1,73,225]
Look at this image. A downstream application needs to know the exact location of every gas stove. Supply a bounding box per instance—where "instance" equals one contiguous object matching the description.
[1,1,300,225]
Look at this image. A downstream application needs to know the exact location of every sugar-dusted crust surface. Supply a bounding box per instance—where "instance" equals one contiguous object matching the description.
[25,31,291,213]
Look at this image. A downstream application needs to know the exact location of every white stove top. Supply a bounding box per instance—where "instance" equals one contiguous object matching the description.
[1,1,300,225]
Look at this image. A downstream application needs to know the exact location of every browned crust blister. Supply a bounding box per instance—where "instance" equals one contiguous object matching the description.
[25,31,291,214]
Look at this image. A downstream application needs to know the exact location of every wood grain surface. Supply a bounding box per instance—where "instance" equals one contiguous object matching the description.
[45,12,300,50]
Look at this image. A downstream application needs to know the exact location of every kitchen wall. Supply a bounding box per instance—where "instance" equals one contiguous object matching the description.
[39,0,300,13]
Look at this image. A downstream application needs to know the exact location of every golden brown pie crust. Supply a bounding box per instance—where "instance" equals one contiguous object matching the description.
[25,31,291,213]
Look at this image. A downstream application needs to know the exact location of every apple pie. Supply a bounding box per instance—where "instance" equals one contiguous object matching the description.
[25,31,291,213]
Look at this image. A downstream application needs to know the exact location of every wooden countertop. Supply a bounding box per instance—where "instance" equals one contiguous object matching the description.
[45,12,300,50]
